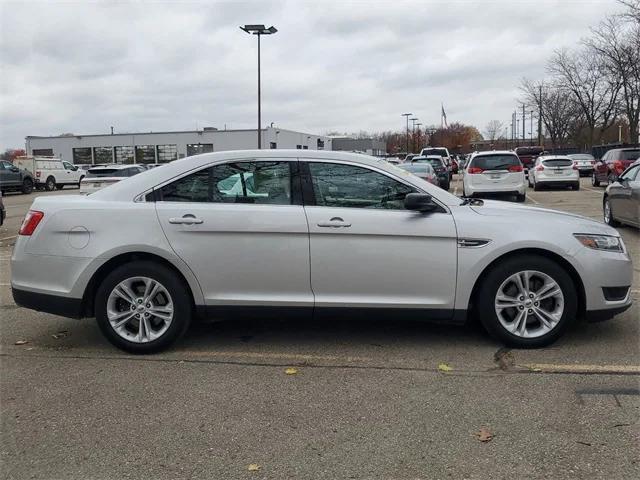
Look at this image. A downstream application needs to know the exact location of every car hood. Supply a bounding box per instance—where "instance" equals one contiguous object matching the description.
[468,199,617,235]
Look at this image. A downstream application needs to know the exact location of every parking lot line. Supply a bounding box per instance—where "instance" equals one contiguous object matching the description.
[0,235,17,241]
[522,363,640,375]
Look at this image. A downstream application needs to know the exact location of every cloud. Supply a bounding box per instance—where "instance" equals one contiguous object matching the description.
[0,0,622,148]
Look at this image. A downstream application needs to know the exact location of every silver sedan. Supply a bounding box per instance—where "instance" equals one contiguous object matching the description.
[11,150,633,353]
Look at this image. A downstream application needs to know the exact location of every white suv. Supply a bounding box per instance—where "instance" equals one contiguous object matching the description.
[463,151,526,202]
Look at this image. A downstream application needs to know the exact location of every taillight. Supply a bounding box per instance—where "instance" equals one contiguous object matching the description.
[19,210,44,236]
[36,171,41,178]
[468,167,483,174]
[536,165,544,171]
[613,160,624,172]
[508,165,523,172]
[572,162,579,170]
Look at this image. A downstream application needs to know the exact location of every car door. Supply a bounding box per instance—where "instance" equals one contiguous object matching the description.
[610,165,640,224]
[302,160,458,316]
[154,158,313,310]
[62,161,80,183]
[0,161,20,187]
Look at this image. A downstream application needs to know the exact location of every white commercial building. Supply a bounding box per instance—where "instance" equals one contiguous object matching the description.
[25,127,332,165]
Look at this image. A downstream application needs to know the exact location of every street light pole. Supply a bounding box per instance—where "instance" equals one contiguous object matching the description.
[410,117,418,153]
[415,122,422,152]
[401,113,412,154]
[241,24,278,149]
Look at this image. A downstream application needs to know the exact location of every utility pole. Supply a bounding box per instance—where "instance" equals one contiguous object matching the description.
[401,113,412,154]
[538,84,543,146]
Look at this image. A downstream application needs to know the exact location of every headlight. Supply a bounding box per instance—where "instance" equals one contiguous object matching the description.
[574,234,624,252]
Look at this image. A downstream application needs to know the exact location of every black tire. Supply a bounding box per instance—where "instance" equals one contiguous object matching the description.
[45,176,56,191]
[533,181,541,191]
[603,196,620,227]
[21,178,33,194]
[78,175,85,188]
[476,255,578,348]
[591,173,600,187]
[573,182,580,191]
[515,192,526,202]
[95,261,192,354]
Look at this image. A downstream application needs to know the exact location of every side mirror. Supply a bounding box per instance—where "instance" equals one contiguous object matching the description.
[404,193,438,213]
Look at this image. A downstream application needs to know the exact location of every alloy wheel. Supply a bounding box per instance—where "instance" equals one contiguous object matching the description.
[106,276,174,343]
[494,270,564,338]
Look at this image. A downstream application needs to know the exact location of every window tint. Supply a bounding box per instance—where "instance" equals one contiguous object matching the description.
[159,161,292,205]
[308,162,414,210]
[470,154,521,170]
[619,149,640,161]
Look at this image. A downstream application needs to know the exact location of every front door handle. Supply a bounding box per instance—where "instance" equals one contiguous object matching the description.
[168,214,203,225]
[317,217,351,228]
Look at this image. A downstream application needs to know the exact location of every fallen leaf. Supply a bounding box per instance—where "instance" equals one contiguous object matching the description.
[52,331,68,339]
[474,427,494,442]
[14,340,28,345]
[284,367,298,375]
[438,363,453,372]
[247,464,260,472]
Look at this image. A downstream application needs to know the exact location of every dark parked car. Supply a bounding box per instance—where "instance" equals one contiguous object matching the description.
[0,160,34,194]
[411,155,450,190]
[514,146,545,176]
[593,148,640,186]
[603,159,640,229]
[0,190,5,226]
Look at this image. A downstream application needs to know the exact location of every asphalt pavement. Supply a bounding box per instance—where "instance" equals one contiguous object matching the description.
[1,176,638,480]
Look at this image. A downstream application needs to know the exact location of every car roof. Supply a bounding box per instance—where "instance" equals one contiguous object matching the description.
[471,150,517,157]
[538,155,572,160]
[88,164,134,170]
[89,149,463,205]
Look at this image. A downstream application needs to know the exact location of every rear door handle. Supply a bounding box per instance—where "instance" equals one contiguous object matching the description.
[317,217,351,228]
[168,214,203,225]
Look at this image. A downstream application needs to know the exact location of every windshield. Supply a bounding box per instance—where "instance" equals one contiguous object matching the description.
[469,154,521,170]
[413,157,444,168]
[568,154,594,161]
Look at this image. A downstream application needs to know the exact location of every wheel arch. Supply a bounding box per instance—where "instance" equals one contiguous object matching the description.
[468,248,586,320]
[81,251,201,318]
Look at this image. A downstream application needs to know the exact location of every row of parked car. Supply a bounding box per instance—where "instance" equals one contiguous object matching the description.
[0,156,165,196]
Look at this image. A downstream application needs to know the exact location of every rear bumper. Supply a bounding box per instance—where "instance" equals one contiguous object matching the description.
[12,287,83,318]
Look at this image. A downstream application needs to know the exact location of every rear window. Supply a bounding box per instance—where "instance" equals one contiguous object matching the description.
[414,157,443,168]
[542,158,572,167]
[470,154,521,170]
[86,168,136,178]
[421,148,447,157]
[619,149,640,161]
[515,147,544,156]
[399,164,433,174]
[568,154,594,161]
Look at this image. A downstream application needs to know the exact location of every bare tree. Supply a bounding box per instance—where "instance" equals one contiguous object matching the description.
[617,0,640,23]
[586,16,640,143]
[520,79,582,148]
[484,120,504,141]
[547,48,620,147]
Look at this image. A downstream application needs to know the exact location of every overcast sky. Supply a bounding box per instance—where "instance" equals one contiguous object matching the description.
[0,0,623,149]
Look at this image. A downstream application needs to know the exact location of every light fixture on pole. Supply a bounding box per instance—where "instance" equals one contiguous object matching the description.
[401,113,412,154]
[240,24,278,149]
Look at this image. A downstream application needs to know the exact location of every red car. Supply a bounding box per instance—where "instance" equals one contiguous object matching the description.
[514,146,545,177]
[592,147,640,187]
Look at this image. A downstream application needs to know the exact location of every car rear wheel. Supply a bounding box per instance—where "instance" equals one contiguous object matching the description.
[533,181,541,191]
[78,175,84,188]
[44,176,56,191]
[572,182,580,191]
[603,197,620,227]
[95,261,192,353]
[591,172,600,187]
[476,255,577,348]
[21,178,33,194]
[515,193,526,202]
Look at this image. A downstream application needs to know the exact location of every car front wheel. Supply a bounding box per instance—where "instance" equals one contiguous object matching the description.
[476,255,577,348]
[95,261,192,353]
[21,178,33,194]
[592,172,600,187]
[603,197,620,227]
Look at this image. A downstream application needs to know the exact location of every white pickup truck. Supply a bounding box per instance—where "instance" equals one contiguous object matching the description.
[14,156,84,191]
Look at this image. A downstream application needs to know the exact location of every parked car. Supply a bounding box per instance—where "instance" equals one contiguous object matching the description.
[79,164,146,195]
[514,146,545,177]
[528,155,580,191]
[404,154,418,163]
[603,159,640,229]
[463,151,526,202]
[14,156,83,191]
[0,190,5,226]
[11,150,632,353]
[592,147,640,187]
[420,147,452,179]
[567,153,596,176]
[411,155,450,190]
[0,160,34,194]
[397,162,438,186]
